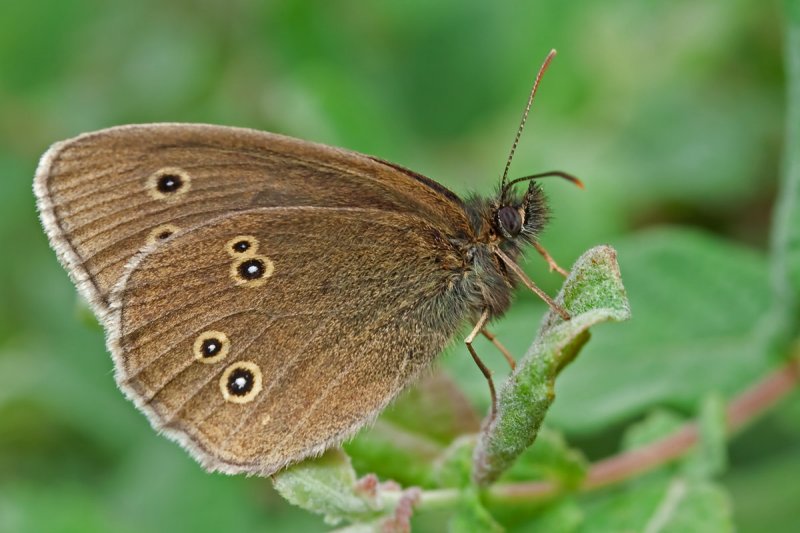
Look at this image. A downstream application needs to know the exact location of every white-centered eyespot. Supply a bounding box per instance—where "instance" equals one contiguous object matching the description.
[225,235,259,257]
[219,361,263,403]
[229,254,274,287]
[193,330,230,364]
[146,167,192,201]
[146,224,180,245]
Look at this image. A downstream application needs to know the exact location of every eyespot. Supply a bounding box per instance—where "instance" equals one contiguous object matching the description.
[230,255,274,287]
[219,361,263,403]
[193,330,230,364]
[225,235,259,257]
[146,167,191,200]
[497,206,523,237]
[146,224,180,245]
[158,175,181,192]
[239,259,265,279]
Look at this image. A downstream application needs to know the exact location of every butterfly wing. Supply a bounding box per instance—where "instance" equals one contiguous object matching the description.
[34,123,471,321]
[109,206,468,475]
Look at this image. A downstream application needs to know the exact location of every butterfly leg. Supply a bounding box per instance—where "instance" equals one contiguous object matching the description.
[533,241,569,277]
[465,309,497,419]
[481,328,516,370]
[494,248,571,320]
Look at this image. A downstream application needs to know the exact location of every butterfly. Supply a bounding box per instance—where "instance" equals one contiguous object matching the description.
[34,50,580,476]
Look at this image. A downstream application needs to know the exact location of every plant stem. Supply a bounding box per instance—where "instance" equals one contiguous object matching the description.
[486,355,800,503]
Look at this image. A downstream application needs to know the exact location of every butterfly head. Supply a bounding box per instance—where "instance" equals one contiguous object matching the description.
[464,180,549,257]
[488,171,583,246]
[493,180,548,243]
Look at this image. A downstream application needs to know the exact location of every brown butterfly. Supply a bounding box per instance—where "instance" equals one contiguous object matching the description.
[34,50,580,476]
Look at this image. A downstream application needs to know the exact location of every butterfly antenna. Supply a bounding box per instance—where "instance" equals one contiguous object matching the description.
[499,49,558,193]
[505,170,584,190]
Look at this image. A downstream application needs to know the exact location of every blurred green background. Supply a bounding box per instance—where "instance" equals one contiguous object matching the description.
[1,0,797,531]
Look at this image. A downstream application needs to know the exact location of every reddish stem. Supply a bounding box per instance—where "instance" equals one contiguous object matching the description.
[490,357,800,502]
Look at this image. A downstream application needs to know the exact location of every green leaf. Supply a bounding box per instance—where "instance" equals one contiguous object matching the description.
[619,409,686,488]
[512,499,584,533]
[684,394,728,479]
[449,488,504,533]
[579,476,734,533]
[577,405,732,533]
[724,447,800,532]
[345,372,480,488]
[381,372,482,444]
[549,228,774,434]
[436,436,477,488]
[622,410,685,451]
[643,479,733,533]
[344,420,442,488]
[771,0,800,327]
[621,396,728,484]
[473,246,631,485]
[499,426,588,489]
[272,449,385,526]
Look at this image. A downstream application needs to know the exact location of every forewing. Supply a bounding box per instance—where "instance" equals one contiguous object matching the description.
[34,123,470,320]
[109,207,466,475]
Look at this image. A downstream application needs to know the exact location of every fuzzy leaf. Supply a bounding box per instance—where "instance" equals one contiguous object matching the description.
[272,449,385,526]
[473,246,630,485]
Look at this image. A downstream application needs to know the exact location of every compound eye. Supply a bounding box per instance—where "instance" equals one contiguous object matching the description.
[497,206,523,237]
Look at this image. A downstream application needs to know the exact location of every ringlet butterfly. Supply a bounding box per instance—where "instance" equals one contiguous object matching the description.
[34,50,580,476]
